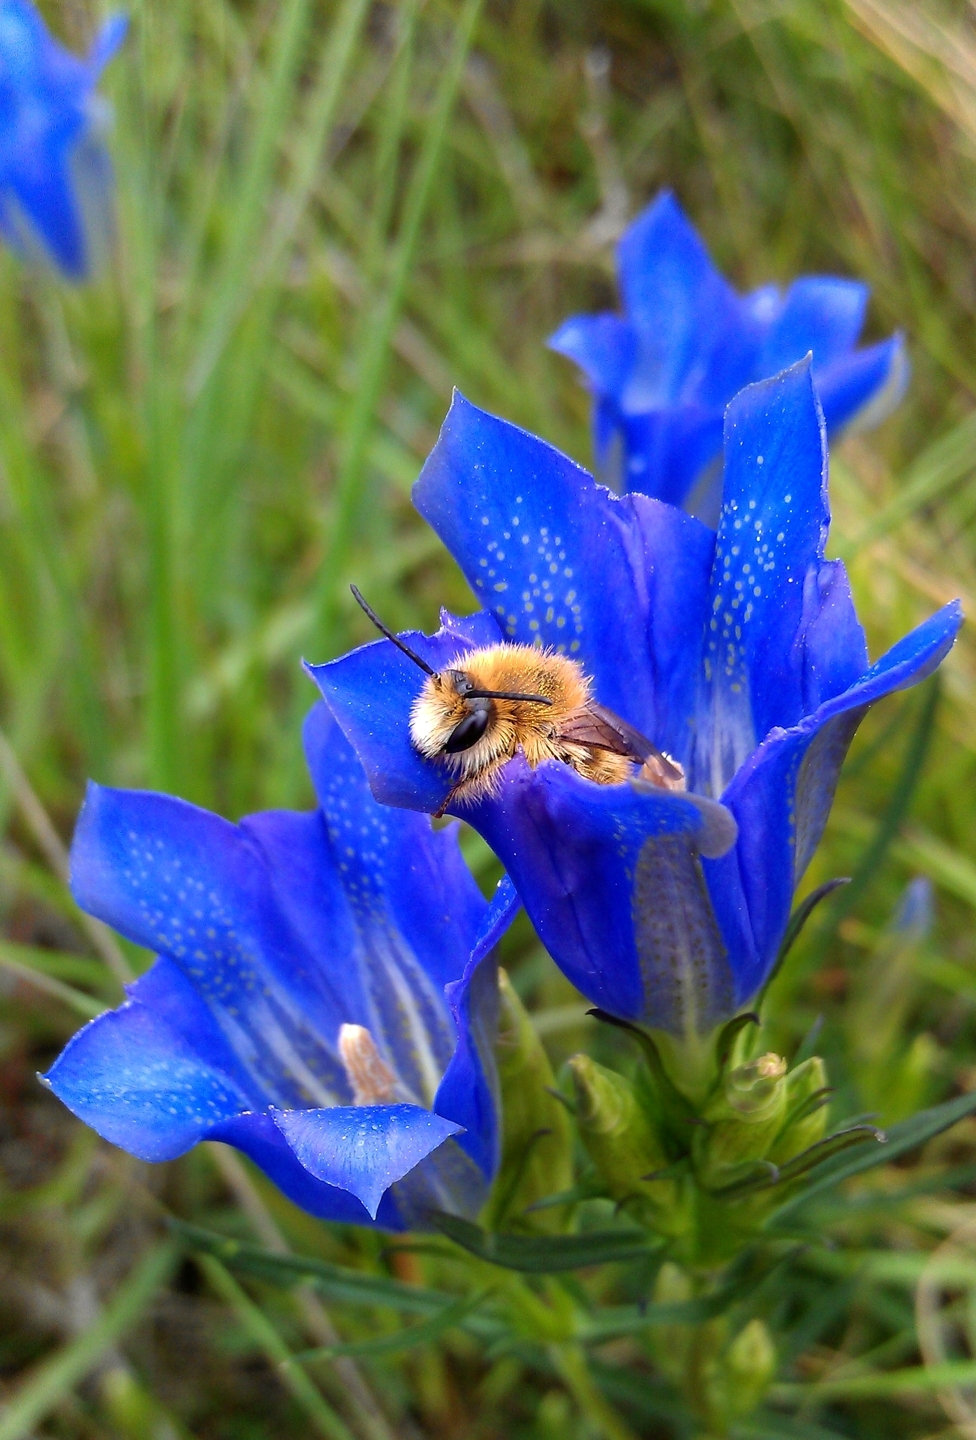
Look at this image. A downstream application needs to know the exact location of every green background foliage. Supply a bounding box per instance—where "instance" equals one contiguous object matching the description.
[1,1,974,1435]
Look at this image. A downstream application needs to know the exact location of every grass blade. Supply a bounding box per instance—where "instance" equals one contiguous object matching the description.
[0,1241,178,1440]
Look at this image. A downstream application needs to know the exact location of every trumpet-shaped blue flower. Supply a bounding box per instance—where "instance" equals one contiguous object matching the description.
[315,365,961,1044]
[549,192,906,521]
[0,2,127,279]
[44,707,514,1230]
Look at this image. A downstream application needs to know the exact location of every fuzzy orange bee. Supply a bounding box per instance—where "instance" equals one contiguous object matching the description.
[351,587,685,813]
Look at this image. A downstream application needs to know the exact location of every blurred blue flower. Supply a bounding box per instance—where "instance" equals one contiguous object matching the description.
[0,2,127,279]
[45,706,514,1230]
[549,192,907,522]
[315,366,960,1045]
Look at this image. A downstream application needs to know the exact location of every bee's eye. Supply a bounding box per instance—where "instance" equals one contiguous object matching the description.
[443,706,491,754]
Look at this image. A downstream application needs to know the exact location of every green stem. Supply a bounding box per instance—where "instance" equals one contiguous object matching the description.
[684,1315,728,1439]
[547,1343,641,1440]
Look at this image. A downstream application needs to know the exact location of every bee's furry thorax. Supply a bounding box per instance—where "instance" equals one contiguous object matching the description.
[409,644,641,806]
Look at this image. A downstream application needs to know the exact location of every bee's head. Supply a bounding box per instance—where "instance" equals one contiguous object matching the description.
[348,586,552,761]
[434,666,557,755]
[437,670,494,754]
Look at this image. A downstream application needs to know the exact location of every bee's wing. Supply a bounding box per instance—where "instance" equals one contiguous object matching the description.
[557,700,685,788]
[556,699,653,760]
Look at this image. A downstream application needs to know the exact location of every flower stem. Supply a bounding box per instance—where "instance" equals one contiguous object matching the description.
[546,1343,641,1440]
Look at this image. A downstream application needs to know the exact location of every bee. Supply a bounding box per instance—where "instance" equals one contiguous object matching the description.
[351,586,686,814]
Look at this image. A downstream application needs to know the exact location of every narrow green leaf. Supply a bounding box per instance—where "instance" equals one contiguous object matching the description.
[292,1289,495,1364]
[188,0,312,393]
[199,1255,356,1440]
[586,1009,695,1127]
[736,1414,851,1440]
[0,942,107,1018]
[763,878,850,994]
[771,1125,885,1183]
[846,409,976,553]
[770,1087,976,1224]
[430,1212,662,1272]
[172,1221,454,1317]
[579,1245,799,1344]
[306,0,484,658]
[715,1009,762,1073]
[714,1126,885,1201]
[792,1014,825,1066]
[773,1357,976,1401]
[803,678,940,972]
[0,1241,178,1440]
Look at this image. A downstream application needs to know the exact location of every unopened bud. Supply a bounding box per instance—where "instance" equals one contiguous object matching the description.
[695,1052,789,1188]
[483,971,573,1231]
[649,1262,696,1383]
[769,1055,829,1165]
[711,1318,777,1422]
[568,1054,681,1230]
[724,1052,787,1118]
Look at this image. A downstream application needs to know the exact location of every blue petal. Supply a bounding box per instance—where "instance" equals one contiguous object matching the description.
[4,153,90,278]
[0,2,123,281]
[123,956,264,1101]
[0,3,54,81]
[892,876,934,936]
[816,334,909,437]
[796,559,869,711]
[89,14,128,73]
[547,313,637,402]
[617,405,724,508]
[43,979,420,1229]
[433,875,519,1178]
[308,616,502,814]
[42,987,252,1163]
[210,1111,396,1227]
[692,359,830,796]
[69,785,364,1108]
[758,277,868,375]
[593,395,625,484]
[466,758,737,1034]
[615,193,747,407]
[303,704,486,998]
[710,600,963,1003]
[272,1104,462,1220]
[412,392,715,760]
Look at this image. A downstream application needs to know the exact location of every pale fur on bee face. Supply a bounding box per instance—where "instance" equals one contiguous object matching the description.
[409,644,640,806]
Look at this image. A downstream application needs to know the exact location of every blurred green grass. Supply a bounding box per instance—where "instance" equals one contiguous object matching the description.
[1,0,975,1436]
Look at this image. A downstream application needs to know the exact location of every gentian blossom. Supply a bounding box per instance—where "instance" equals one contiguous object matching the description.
[316,362,960,1050]
[0,1,127,279]
[45,706,513,1230]
[549,191,906,521]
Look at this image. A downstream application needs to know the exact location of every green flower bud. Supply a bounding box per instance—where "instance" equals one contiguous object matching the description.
[695,1053,789,1188]
[483,970,573,1231]
[723,1052,788,1118]
[568,1054,683,1231]
[769,1055,829,1165]
[648,1262,696,1384]
[710,1318,777,1423]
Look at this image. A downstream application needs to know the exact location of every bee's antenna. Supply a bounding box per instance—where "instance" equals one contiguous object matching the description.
[350,585,436,677]
[466,687,554,706]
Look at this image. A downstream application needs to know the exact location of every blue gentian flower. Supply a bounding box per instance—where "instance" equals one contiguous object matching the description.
[314,363,960,1047]
[0,2,127,279]
[549,191,907,521]
[44,706,514,1231]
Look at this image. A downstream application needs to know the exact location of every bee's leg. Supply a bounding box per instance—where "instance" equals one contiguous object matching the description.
[637,753,686,792]
[433,781,466,820]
